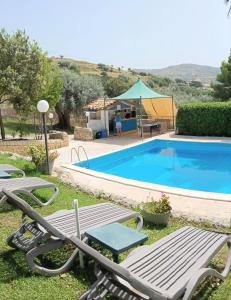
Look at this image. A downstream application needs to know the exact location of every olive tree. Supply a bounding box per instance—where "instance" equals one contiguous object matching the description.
[103,76,132,98]
[211,52,231,101]
[0,29,62,139]
[56,70,104,128]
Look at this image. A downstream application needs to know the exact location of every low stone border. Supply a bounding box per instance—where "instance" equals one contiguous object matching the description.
[0,133,69,156]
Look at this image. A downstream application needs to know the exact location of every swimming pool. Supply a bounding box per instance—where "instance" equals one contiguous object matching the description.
[74,139,231,194]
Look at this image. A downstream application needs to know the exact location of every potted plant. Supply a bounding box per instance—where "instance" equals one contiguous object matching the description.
[141,193,172,225]
[28,144,59,175]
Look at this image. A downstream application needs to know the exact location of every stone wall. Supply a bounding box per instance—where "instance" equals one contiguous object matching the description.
[0,133,69,156]
[74,127,93,141]
[49,130,69,141]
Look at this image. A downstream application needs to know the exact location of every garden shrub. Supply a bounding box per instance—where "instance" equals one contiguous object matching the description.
[176,102,231,136]
[28,144,58,168]
[141,193,172,214]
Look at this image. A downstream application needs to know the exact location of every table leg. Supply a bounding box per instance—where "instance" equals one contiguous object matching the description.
[85,240,92,266]
[112,253,119,263]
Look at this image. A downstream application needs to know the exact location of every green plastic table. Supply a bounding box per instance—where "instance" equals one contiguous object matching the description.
[86,222,148,263]
[0,171,11,179]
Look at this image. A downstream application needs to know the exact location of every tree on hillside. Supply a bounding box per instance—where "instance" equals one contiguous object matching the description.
[98,63,109,72]
[103,76,132,98]
[147,76,172,88]
[57,59,80,74]
[211,52,231,101]
[189,81,203,88]
[175,78,187,85]
[0,29,62,139]
[56,70,104,128]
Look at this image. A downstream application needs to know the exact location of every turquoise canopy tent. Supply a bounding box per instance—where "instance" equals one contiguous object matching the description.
[110,79,175,138]
[112,78,168,100]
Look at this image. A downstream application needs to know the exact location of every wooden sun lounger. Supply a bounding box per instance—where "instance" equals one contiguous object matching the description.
[71,226,231,300]
[0,164,25,177]
[0,177,59,206]
[2,189,143,276]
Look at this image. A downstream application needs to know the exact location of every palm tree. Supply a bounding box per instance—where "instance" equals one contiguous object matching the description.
[226,0,231,15]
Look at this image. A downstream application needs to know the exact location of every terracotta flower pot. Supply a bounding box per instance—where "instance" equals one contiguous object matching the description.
[141,211,171,225]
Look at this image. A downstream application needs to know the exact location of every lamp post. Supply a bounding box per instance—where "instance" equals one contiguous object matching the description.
[37,100,50,175]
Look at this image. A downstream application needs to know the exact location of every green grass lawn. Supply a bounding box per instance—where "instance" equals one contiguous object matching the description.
[0,153,231,300]
[3,117,36,138]
[3,116,74,138]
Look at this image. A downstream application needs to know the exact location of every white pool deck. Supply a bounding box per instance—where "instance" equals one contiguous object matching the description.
[54,132,231,226]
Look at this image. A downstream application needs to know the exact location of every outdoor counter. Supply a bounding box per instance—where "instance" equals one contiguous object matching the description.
[121,118,137,132]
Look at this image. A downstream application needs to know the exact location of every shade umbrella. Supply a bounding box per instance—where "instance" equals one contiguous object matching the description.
[110,79,175,138]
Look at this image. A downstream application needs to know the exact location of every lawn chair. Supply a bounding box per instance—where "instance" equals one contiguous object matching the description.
[0,164,25,177]
[2,189,143,276]
[0,177,59,206]
[70,227,231,300]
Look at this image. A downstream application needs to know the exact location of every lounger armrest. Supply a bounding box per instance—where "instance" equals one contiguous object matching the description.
[182,268,224,300]
[2,189,65,240]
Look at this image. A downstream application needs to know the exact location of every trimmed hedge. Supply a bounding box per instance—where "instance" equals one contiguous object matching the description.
[176,102,231,136]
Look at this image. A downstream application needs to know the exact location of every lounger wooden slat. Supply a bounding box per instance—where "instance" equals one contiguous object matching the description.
[44,203,138,237]
[132,229,217,280]
[0,177,59,206]
[70,227,231,300]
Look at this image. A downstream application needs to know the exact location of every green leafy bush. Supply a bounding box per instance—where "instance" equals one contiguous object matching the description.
[28,144,46,167]
[141,193,172,214]
[28,144,58,168]
[176,102,231,136]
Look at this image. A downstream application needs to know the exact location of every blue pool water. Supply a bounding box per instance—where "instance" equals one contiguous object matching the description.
[74,140,231,194]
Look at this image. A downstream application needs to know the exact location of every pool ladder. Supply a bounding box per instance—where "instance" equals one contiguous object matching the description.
[71,146,89,168]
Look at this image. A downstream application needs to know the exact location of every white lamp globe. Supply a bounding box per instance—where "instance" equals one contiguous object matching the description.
[48,112,54,119]
[37,100,49,113]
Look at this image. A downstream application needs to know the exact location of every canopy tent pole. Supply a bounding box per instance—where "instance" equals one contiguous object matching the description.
[171,96,175,129]
[103,97,107,134]
[139,97,143,139]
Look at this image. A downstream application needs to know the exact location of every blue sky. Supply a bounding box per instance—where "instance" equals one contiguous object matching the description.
[0,0,230,69]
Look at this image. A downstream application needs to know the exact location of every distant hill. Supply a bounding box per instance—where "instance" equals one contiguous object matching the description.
[135,64,219,84]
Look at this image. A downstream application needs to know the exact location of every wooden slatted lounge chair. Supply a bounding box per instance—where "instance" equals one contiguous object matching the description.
[0,164,25,177]
[70,227,231,300]
[0,177,59,206]
[2,189,143,276]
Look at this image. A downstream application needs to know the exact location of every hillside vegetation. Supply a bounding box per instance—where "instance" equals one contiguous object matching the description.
[52,57,213,105]
[135,64,219,84]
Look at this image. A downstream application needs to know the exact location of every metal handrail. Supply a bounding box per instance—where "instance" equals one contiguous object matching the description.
[77,146,89,164]
[71,146,89,168]
[71,147,79,163]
